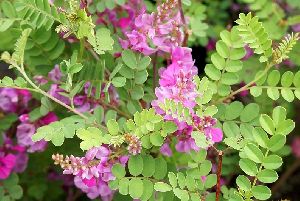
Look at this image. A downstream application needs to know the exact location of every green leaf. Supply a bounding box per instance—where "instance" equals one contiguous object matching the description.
[205,64,221,80]
[281,88,294,102]
[140,179,153,201]
[244,143,264,163]
[236,175,251,191]
[153,157,167,180]
[276,119,295,135]
[272,106,286,128]
[199,160,212,176]
[216,41,230,58]
[112,76,126,87]
[135,70,148,84]
[230,47,246,60]
[204,174,217,188]
[293,71,300,87]
[262,155,283,169]
[119,178,129,195]
[253,128,269,148]
[89,28,114,54]
[220,72,239,85]
[122,49,137,69]
[168,172,177,188]
[142,155,155,177]
[154,182,172,192]
[225,101,244,120]
[173,188,190,200]
[257,169,278,183]
[111,163,126,179]
[1,1,17,18]
[131,86,144,100]
[267,135,286,152]
[150,132,164,146]
[191,149,207,163]
[250,86,262,97]
[162,121,177,134]
[281,71,294,87]
[192,131,209,148]
[129,178,144,199]
[240,103,259,122]
[239,158,258,176]
[259,114,275,135]
[252,185,271,200]
[211,53,225,70]
[107,119,119,135]
[8,185,23,199]
[137,56,151,71]
[128,155,143,176]
[177,172,186,189]
[267,88,280,100]
[267,70,280,86]
[225,60,243,72]
[76,127,107,150]
[223,122,240,137]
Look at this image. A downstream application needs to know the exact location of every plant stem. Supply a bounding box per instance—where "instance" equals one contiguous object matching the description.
[79,39,85,62]
[177,0,189,46]
[217,62,273,103]
[19,68,88,120]
[216,151,223,201]
[99,99,131,119]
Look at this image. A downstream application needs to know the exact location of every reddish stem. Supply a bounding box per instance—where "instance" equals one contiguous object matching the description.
[177,0,189,46]
[216,151,223,201]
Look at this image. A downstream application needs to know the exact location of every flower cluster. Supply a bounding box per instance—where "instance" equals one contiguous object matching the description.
[120,0,184,54]
[0,87,58,180]
[52,146,128,199]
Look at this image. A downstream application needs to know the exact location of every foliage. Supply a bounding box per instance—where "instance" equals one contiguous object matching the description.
[0,0,300,201]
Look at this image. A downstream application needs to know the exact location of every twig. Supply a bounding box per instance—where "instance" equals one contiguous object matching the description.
[98,99,131,119]
[217,62,273,103]
[271,159,300,193]
[216,151,223,201]
[19,68,88,120]
[177,0,189,46]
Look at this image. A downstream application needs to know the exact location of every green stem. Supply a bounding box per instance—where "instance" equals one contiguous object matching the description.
[217,62,273,103]
[19,67,88,120]
[79,39,85,62]
[252,150,269,187]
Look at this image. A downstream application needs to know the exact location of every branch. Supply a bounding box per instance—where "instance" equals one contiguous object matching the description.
[217,62,273,103]
[177,0,189,46]
[216,151,223,201]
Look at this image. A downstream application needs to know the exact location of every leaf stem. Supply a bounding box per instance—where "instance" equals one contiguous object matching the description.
[217,62,273,103]
[177,0,189,46]
[19,67,88,120]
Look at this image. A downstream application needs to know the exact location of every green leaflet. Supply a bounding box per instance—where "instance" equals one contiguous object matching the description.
[32,116,85,146]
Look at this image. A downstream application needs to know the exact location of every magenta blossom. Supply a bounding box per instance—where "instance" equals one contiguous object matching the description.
[0,153,16,179]
[152,47,198,115]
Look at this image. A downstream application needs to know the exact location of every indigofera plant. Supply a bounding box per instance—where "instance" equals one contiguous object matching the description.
[0,0,300,200]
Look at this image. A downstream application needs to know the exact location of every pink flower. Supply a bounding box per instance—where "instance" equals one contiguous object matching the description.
[160,143,172,157]
[48,65,62,82]
[152,47,198,114]
[39,112,58,125]
[175,124,200,153]
[16,123,48,153]
[0,154,16,179]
